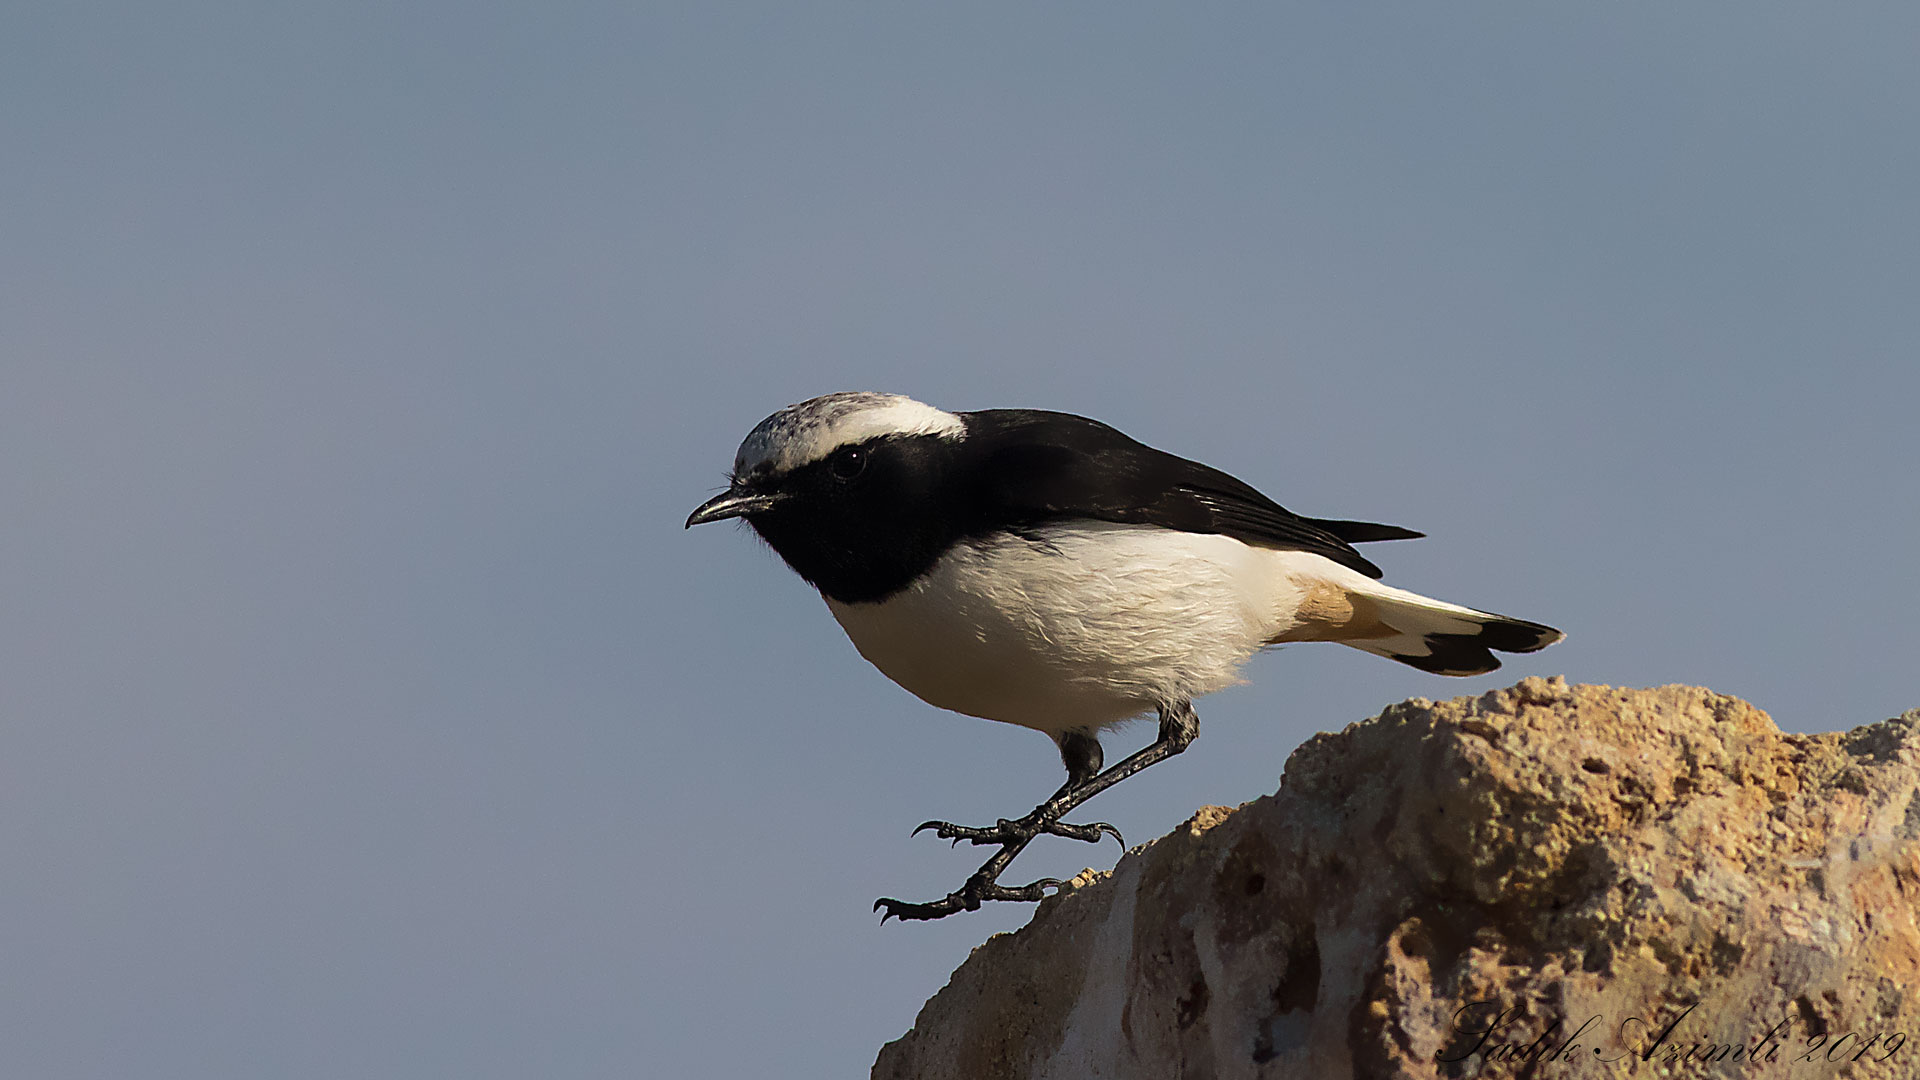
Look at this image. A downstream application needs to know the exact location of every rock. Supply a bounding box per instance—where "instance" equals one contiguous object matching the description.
[873,680,1920,1079]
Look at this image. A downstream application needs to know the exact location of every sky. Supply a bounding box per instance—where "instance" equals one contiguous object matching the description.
[4,4,1917,1078]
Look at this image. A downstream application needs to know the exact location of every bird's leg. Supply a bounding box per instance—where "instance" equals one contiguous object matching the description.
[913,729,1118,846]
[876,700,1200,922]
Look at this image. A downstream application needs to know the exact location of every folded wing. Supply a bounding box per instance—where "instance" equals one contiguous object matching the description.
[959,409,1422,580]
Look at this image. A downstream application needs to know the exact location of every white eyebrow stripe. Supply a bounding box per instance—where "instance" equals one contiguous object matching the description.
[734,393,964,477]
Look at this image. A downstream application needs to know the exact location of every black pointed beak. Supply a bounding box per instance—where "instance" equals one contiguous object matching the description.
[685,486,787,528]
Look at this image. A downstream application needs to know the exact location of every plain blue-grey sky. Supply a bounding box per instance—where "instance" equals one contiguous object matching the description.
[4,4,1916,1078]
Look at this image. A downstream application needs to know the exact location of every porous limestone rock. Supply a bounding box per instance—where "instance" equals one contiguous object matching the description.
[873,679,1920,1079]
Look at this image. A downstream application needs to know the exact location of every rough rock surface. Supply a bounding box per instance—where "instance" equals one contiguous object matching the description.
[873,679,1920,1079]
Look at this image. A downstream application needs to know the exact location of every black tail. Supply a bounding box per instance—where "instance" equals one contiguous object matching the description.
[1387,615,1562,676]
[1345,590,1564,677]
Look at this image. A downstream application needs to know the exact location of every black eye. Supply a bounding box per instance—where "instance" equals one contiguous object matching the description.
[829,446,867,480]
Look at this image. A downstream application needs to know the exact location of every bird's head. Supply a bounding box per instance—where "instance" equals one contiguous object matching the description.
[685,392,968,601]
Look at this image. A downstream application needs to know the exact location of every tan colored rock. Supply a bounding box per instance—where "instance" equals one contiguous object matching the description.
[873,680,1920,1079]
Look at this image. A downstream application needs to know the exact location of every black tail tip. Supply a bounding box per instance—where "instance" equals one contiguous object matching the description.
[1387,619,1565,677]
[1391,638,1502,677]
[1476,617,1565,655]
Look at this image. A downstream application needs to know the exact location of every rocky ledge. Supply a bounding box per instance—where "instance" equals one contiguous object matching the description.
[874,679,1920,1079]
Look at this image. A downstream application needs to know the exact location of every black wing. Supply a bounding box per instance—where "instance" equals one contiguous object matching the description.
[958,410,1421,579]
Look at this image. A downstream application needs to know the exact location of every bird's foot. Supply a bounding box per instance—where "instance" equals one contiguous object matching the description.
[912,815,1124,849]
[880,809,1114,922]
[874,876,1063,923]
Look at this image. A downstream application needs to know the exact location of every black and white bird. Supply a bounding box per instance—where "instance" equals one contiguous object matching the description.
[686,392,1563,920]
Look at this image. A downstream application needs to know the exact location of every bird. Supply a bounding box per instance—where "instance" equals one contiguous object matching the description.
[686,391,1563,921]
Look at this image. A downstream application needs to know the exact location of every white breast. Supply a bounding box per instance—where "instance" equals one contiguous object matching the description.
[824,523,1319,735]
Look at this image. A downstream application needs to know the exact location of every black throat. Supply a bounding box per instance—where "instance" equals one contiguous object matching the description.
[744,433,970,604]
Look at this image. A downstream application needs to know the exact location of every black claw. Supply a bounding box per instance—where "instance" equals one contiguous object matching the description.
[876,874,1084,922]
[874,894,968,922]
[1038,818,1123,846]
[874,896,925,922]
[910,817,1042,846]
[977,878,1060,903]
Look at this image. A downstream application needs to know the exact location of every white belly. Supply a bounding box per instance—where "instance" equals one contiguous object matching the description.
[824,523,1314,735]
